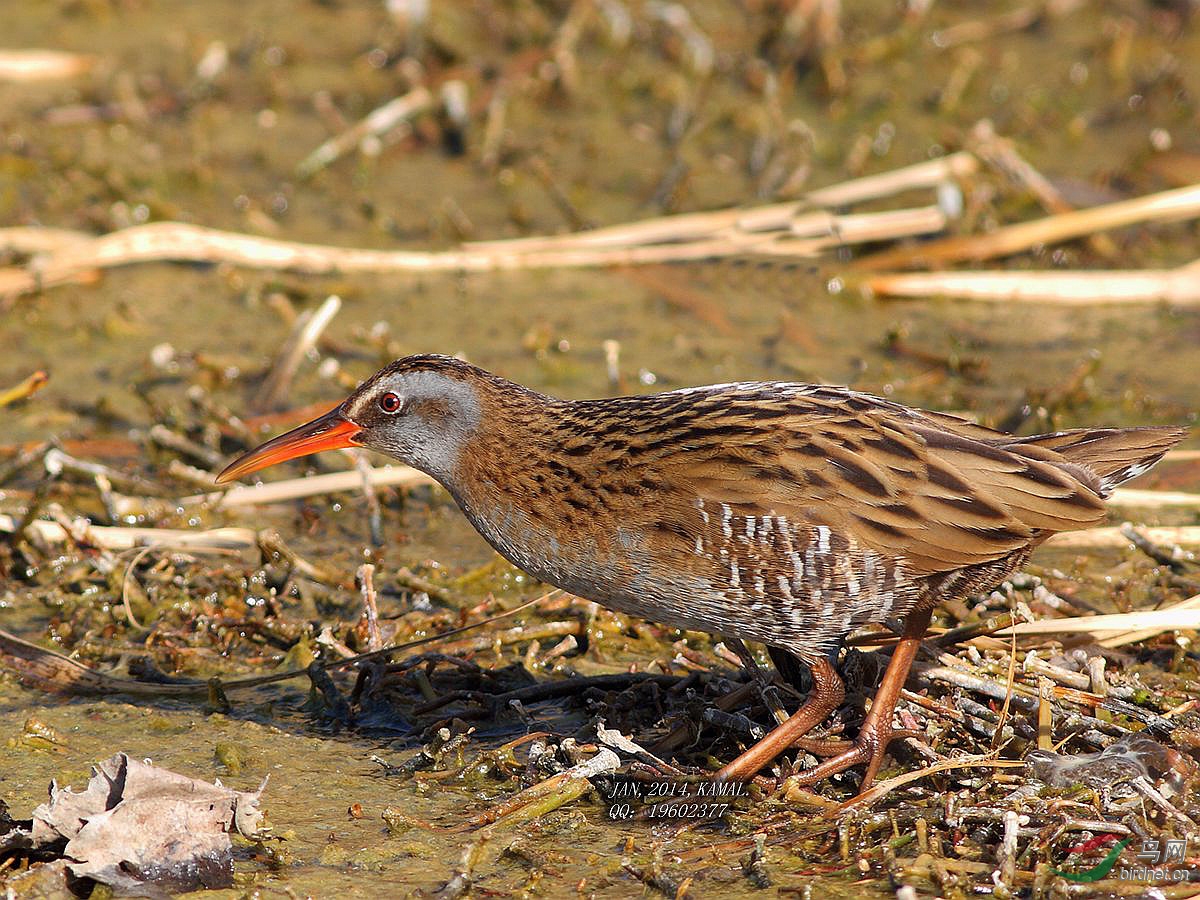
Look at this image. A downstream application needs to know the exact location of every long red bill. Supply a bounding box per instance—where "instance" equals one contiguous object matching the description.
[216,408,362,483]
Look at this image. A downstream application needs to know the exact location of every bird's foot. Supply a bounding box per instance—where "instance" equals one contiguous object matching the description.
[786,717,914,789]
[791,727,920,758]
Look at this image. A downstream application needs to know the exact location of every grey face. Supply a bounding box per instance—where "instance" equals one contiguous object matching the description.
[342,369,482,483]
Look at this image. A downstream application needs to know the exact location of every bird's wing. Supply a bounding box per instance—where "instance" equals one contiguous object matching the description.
[645,388,1107,576]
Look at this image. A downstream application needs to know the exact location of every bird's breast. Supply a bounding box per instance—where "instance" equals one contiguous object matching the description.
[450,478,927,659]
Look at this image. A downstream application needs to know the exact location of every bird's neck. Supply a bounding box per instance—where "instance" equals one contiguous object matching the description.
[436,388,573,574]
[450,385,556,485]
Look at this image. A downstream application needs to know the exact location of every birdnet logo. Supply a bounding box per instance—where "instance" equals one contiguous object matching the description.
[1051,835,1195,883]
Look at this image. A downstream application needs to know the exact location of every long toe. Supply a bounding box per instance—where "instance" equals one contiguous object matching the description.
[788,742,873,788]
[790,736,853,756]
[787,720,913,791]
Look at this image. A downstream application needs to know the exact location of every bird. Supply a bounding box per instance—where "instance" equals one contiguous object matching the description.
[217,354,1186,790]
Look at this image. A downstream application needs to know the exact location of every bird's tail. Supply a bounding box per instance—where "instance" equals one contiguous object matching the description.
[1008,426,1188,497]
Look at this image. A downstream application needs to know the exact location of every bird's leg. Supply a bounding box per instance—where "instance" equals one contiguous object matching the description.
[788,606,934,791]
[714,654,844,781]
[724,637,790,726]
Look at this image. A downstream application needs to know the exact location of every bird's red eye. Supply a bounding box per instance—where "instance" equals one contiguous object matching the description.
[378,392,402,413]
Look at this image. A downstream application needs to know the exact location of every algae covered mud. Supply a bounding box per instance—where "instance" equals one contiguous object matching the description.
[3,0,1200,896]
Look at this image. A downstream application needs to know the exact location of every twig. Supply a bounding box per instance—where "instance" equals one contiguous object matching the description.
[0,441,48,486]
[43,446,165,495]
[836,755,1024,812]
[466,750,620,831]
[296,86,434,178]
[1120,522,1194,570]
[258,529,344,585]
[855,182,1200,270]
[182,464,432,508]
[861,260,1200,304]
[149,424,225,470]
[1047,525,1200,548]
[352,450,385,545]
[1096,593,1200,648]
[1130,776,1197,829]
[992,598,1018,751]
[119,545,155,630]
[0,226,91,254]
[967,119,1117,257]
[759,205,949,255]
[995,598,1200,637]
[254,294,342,412]
[359,563,383,652]
[470,153,977,252]
[0,514,257,557]
[0,221,767,305]
[996,810,1020,890]
[802,151,979,210]
[435,620,582,658]
[1109,488,1200,508]
[394,566,461,607]
[0,49,95,82]
[0,370,49,407]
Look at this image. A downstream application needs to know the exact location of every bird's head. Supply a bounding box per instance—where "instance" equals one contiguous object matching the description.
[217,355,494,485]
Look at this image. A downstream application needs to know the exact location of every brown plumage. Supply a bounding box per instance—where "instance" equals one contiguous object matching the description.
[218,355,1187,791]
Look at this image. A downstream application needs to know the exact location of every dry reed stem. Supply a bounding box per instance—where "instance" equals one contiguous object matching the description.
[1108,487,1200,507]
[0,513,257,557]
[0,49,96,82]
[854,182,1200,270]
[359,563,383,652]
[861,260,1200,304]
[254,294,342,411]
[296,86,434,178]
[1046,526,1200,548]
[967,119,1118,258]
[468,152,976,252]
[836,755,1024,812]
[0,226,92,253]
[0,210,936,305]
[1097,594,1200,649]
[746,206,947,258]
[0,370,49,408]
[803,151,978,208]
[0,223,769,306]
[0,154,976,302]
[997,597,1200,638]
